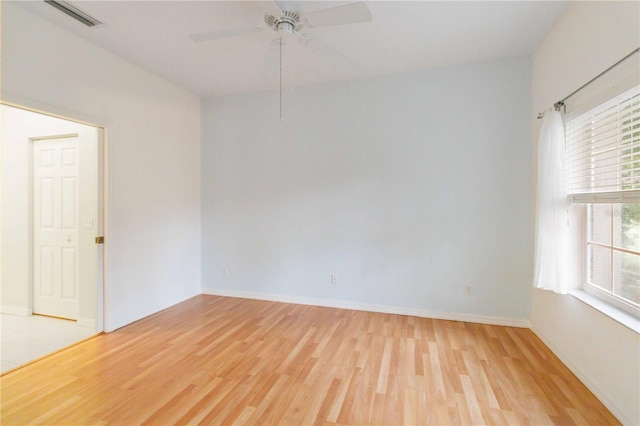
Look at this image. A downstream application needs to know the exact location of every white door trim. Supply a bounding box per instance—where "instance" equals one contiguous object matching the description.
[30,133,79,141]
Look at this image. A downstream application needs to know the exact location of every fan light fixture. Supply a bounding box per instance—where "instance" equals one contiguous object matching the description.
[276,20,294,35]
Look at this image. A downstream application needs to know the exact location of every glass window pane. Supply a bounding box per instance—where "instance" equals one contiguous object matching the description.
[613,203,640,252]
[589,244,612,291]
[590,204,611,245]
[613,251,640,305]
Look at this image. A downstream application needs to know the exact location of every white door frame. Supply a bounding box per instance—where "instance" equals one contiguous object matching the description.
[2,101,108,333]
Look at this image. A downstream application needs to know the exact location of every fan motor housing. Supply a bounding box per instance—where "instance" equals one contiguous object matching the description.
[265,10,304,35]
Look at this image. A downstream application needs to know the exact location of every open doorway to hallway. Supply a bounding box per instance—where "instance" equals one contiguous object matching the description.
[1,104,104,373]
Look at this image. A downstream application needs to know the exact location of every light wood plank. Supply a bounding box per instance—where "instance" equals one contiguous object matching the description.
[0,295,621,425]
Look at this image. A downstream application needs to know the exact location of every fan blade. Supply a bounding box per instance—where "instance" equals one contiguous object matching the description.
[190,26,266,43]
[305,2,372,28]
[295,32,312,46]
[263,0,283,17]
[305,37,361,75]
[272,1,306,13]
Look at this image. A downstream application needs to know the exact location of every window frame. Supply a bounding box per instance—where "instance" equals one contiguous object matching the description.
[583,203,640,317]
[565,84,640,318]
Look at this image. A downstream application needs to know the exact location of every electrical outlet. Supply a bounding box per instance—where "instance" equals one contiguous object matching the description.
[464,285,472,295]
[331,274,338,285]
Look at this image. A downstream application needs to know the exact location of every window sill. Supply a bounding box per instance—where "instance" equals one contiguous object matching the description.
[569,289,640,334]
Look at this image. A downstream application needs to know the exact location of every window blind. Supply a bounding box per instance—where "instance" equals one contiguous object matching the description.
[566,85,640,203]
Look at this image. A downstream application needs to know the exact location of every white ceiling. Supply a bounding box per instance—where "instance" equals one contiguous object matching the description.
[14,0,570,98]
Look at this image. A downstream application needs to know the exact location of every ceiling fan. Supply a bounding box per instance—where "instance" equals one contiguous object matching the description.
[189,2,372,45]
[189,1,372,119]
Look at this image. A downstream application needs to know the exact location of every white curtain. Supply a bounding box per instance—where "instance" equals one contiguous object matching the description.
[534,109,569,294]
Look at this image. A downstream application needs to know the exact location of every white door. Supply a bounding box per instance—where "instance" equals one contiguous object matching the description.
[33,136,81,319]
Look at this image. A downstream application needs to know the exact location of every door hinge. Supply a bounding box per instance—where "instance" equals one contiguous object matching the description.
[95,236,104,244]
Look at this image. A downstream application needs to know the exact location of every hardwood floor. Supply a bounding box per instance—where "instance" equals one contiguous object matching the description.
[0,295,619,425]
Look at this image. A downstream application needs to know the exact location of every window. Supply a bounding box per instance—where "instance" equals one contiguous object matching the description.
[587,203,639,308]
[566,86,640,315]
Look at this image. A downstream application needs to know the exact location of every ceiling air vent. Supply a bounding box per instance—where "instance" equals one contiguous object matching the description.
[44,0,102,27]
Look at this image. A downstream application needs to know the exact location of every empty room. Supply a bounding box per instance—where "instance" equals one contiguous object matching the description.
[1,0,638,425]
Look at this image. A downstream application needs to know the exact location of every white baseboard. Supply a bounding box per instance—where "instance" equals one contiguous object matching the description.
[76,317,96,329]
[531,326,629,426]
[201,288,531,328]
[0,305,32,316]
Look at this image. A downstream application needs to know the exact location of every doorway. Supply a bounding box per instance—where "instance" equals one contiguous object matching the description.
[1,104,105,373]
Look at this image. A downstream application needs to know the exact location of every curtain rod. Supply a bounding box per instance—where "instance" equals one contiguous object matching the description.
[537,47,640,119]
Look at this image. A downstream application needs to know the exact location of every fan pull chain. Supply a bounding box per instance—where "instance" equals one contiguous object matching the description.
[279,36,283,121]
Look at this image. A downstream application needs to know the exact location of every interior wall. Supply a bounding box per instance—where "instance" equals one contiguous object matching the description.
[202,57,532,322]
[1,105,98,326]
[531,2,640,424]
[1,2,202,331]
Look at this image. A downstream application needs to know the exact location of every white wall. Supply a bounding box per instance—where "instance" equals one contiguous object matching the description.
[531,2,640,424]
[1,105,98,325]
[1,2,202,331]
[202,57,532,323]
